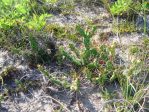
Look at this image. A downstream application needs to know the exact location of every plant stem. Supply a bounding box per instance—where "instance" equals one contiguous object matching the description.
[143,0,147,34]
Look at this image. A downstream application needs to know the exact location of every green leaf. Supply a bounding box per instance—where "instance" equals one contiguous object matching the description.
[76,25,87,38]
[82,50,91,64]
[26,14,52,31]
[38,65,51,79]
[87,62,98,69]
[2,0,12,6]
[143,2,149,9]
[89,48,99,57]
[62,49,82,66]
[76,26,91,49]
[106,61,113,70]
[123,83,136,98]
[29,36,38,53]
[46,0,58,4]
[15,4,27,15]
[69,43,80,57]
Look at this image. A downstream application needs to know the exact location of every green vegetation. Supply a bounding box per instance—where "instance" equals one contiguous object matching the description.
[112,20,136,33]
[60,26,116,85]
[110,0,149,34]
[110,0,132,15]
[44,23,79,41]
[0,0,149,111]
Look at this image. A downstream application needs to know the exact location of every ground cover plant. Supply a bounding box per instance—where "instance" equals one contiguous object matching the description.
[0,0,149,112]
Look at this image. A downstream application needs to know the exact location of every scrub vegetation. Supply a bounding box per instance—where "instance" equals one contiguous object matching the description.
[0,0,149,112]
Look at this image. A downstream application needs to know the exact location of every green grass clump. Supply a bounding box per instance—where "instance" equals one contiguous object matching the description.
[106,38,149,111]
[112,20,136,33]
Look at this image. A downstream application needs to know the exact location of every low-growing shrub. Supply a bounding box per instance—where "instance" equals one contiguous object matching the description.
[60,26,116,85]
